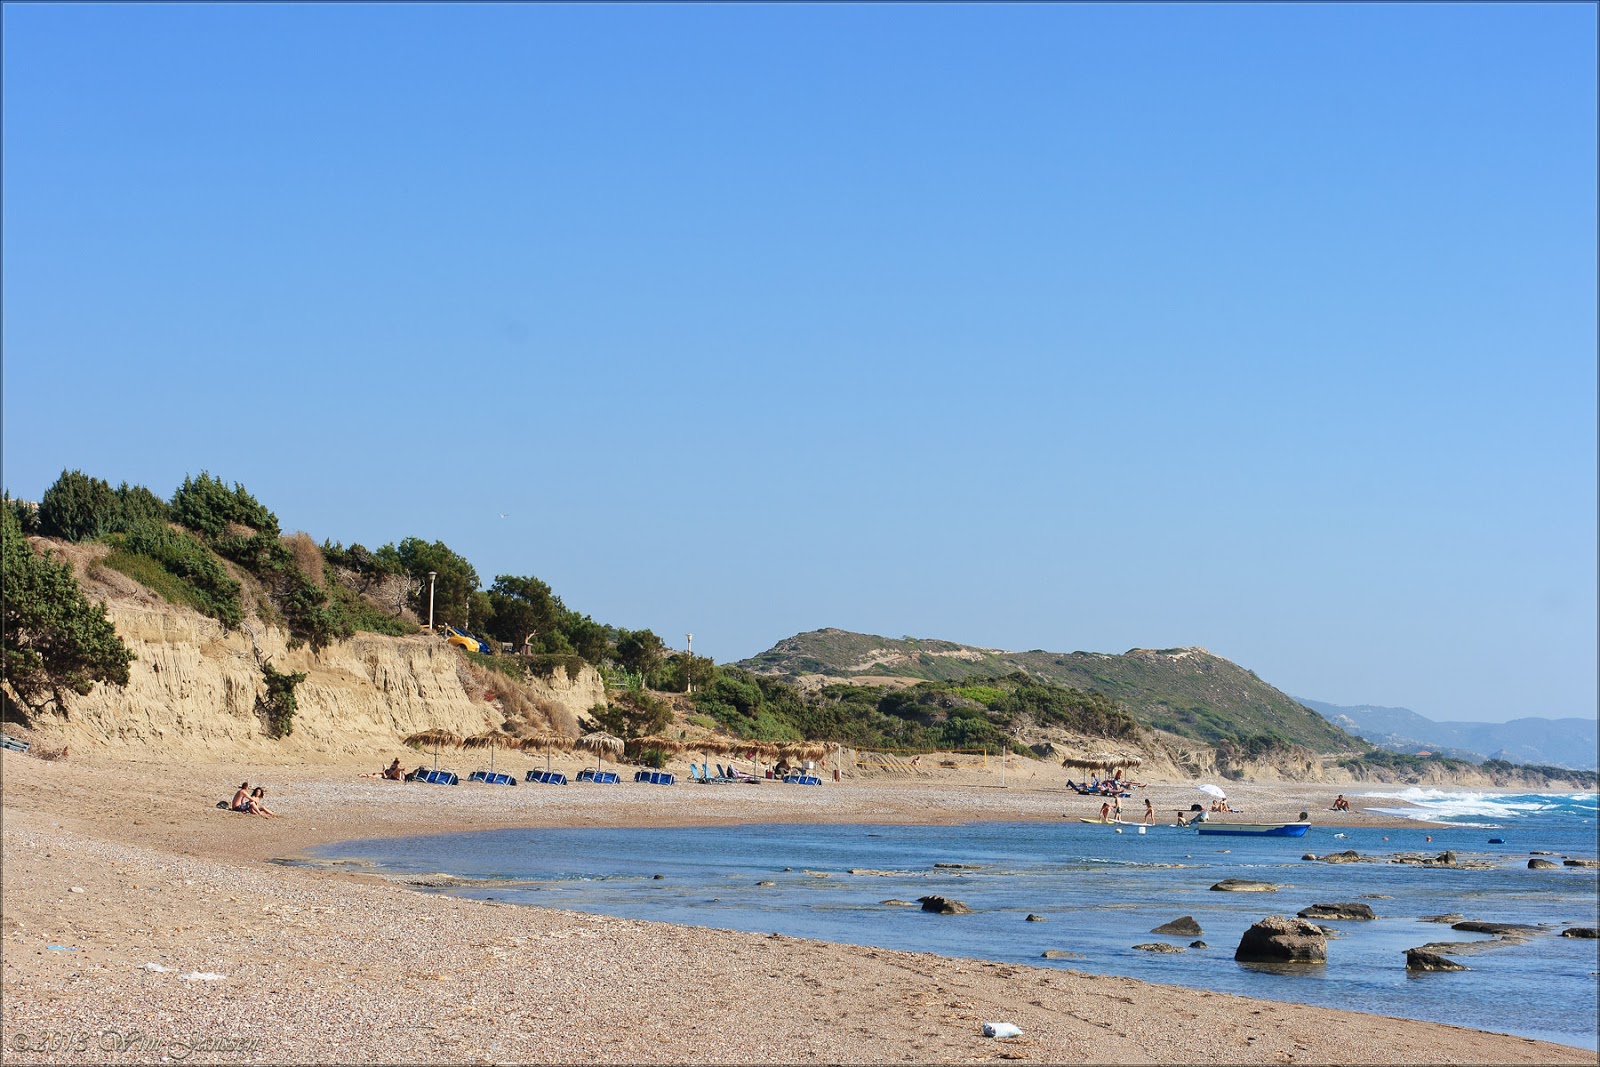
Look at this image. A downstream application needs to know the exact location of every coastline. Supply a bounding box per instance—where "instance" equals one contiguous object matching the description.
[3,749,1593,1065]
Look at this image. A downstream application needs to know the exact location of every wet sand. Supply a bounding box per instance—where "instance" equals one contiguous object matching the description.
[3,749,1591,1065]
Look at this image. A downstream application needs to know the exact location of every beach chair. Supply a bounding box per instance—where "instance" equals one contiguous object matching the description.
[0,735,29,754]
[468,771,516,786]
[638,770,674,786]
[421,770,459,785]
[525,769,568,785]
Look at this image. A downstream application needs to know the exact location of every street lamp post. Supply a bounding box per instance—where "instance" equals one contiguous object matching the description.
[427,572,437,633]
[686,633,693,695]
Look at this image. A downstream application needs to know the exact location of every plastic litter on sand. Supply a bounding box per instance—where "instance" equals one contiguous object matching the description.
[982,1022,1023,1038]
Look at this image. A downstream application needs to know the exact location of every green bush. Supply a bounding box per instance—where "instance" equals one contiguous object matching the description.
[171,472,279,541]
[39,469,116,542]
[112,522,243,627]
[2,505,133,706]
[256,660,306,738]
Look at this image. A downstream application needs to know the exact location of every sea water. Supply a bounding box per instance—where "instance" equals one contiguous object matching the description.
[313,792,1599,1050]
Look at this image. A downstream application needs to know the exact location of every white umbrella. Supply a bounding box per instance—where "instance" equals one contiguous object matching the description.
[1197,783,1228,799]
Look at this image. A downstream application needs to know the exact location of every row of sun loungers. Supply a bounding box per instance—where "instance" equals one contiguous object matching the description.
[411,763,821,787]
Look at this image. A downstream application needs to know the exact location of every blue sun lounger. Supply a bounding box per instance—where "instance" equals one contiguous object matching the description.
[468,771,517,786]
[525,770,568,785]
[420,770,459,785]
[633,770,675,785]
[576,769,620,784]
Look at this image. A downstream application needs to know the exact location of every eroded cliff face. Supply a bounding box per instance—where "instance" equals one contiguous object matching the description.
[24,589,605,762]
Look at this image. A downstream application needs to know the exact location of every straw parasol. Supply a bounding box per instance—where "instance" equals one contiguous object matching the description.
[1061,751,1143,772]
[404,729,461,772]
[577,731,624,774]
[630,735,687,755]
[519,731,574,772]
[461,730,523,776]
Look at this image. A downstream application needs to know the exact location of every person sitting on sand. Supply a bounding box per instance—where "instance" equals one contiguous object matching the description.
[231,782,252,812]
[383,758,403,781]
[1332,794,1350,812]
[246,786,280,817]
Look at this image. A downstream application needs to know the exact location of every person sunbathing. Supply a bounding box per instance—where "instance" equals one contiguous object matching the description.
[246,786,281,817]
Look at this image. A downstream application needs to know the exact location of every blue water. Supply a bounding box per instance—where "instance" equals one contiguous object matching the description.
[315,792,1600,1050]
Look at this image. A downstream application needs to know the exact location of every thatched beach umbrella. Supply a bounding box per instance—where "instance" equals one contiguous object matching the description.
[630,735,687,755]
[520,731,574,773]
[461,730,523,776]
[578,731,624,775]
[404,729,462,772]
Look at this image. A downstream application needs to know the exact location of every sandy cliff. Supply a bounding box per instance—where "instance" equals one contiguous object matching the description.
[10,548,606,762]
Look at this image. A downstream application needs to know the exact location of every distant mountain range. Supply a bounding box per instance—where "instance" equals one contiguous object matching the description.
[735,629,1355,753]
[1298,699,1599,771]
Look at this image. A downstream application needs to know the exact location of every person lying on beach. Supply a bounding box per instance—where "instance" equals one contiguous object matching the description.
[246,787,281,817]
[361,759,406,781]
[404,764,428,782]
[231,782,252,812]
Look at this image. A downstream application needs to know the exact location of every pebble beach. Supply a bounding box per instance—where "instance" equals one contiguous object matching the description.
[3,748,1594,1065]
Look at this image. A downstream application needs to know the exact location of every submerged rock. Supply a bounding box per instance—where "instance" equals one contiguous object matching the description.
[1235,916,1327,964]
[1418,913,1465,924]
[1563,858,1599,868]
[1133,942,1185,953]
[1299,902,1378,921]
[1151,916,1202,936]
[1189,940,1208,949]
[880,899,917,907]
[1320,850,1366,864]
[1561,928,1598,939]
[1025,914,1048,922]
[918,895,972,915]
[1041,949,1084,960]
[1529,859,1560,869]
[1406,949,1469,972]
[1451,921,1544,937]
[1211,879,1278,892]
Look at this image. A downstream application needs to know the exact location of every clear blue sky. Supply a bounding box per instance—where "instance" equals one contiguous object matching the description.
[4,4,1594,724]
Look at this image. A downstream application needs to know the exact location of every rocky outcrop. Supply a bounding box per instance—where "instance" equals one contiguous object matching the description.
[1132,943,1184,953]
[918,896,972,915]
[1405,949,1468,972]
[1235,916,1327,964]
[1561,928,1598,939]
[1211,879,1278,892]
[1529,858,1560,869]
[1298,902,1377,921]
[1151,916,1202,936]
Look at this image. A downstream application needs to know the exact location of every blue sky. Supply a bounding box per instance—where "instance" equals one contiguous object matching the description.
[4,4,1594,724]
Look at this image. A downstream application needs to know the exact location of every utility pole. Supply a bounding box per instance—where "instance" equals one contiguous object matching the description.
[427,572,437,633]
[686,633,693,695]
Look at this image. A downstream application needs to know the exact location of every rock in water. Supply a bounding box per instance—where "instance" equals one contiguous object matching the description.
[1040,949,1084,960]
[1406,949,1469,972]
[1320,850,1365,864]
[1152,916,1203,936]
[1234,916,1327,964]
[918,895,972,915]
[1211,879,1278,892]
[1561,928,1598,939]
[1133,942,1185,953]
[1563,858,1599,868]
[1024,914,1047,922]
[1298,902,1378,921]
[1528,859,1560,869]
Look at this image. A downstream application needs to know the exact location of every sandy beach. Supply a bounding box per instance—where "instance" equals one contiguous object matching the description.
[2,747,1593,1065]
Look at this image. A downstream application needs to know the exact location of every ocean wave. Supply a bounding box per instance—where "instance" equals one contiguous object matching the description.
[1354,788,1596,824]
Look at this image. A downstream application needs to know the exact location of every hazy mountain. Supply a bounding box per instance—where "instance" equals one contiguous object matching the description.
[1298,699,1599,771]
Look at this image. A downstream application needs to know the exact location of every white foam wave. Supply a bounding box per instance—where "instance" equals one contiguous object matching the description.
[1354,788,1596,824]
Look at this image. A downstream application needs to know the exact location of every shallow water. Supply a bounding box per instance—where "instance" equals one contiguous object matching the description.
[315,796,1600,1050]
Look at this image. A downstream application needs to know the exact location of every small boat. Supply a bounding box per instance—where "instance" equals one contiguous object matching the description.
[1195,821,1310,838]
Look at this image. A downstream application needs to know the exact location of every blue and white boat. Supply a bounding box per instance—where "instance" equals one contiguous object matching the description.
[1195,821,1310,837]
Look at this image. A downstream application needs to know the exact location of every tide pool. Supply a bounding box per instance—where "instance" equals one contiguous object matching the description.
[315,797,1599,1050]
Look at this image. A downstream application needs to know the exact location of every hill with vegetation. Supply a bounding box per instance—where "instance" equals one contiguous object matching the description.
[737,629,1357,753]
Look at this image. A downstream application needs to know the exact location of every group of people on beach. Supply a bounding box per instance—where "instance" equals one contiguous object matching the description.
[1095,797,1158,824]
[229,782,279,817]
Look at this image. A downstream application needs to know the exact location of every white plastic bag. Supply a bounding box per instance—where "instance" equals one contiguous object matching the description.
[982,1022,1022,1038]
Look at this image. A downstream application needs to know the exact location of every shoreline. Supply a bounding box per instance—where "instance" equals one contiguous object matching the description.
[4,749,1595,1064]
